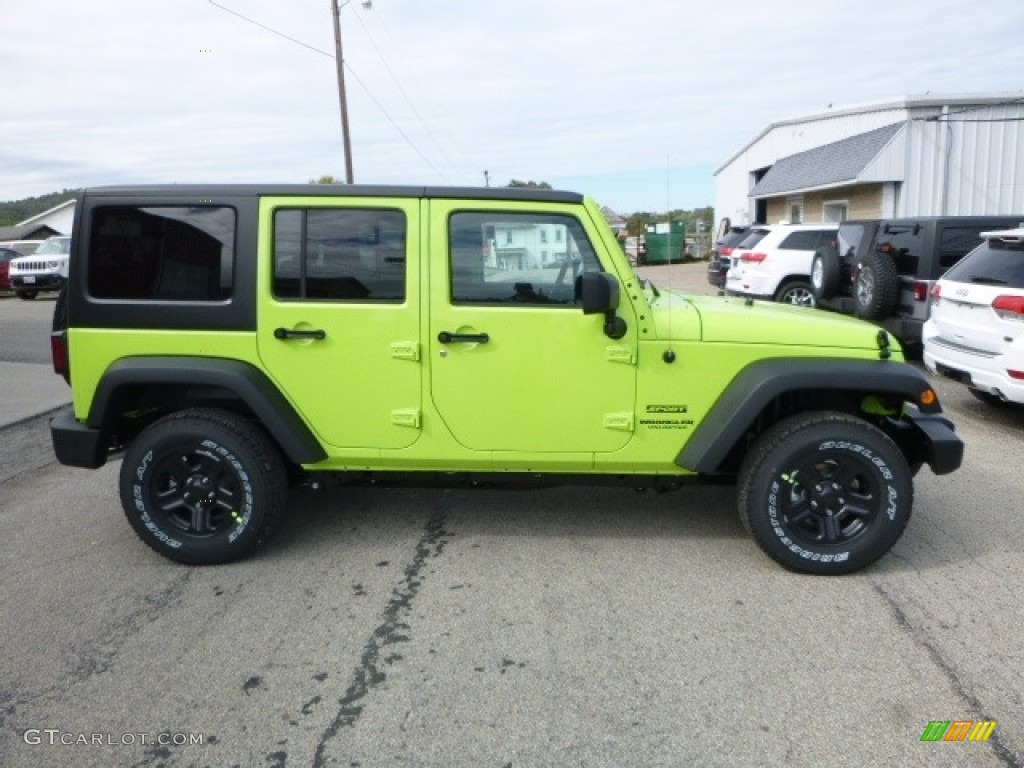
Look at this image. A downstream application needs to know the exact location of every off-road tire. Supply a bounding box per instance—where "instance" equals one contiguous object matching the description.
[854,250,900,321]
[737,411,913,575]
[119,408,288,565]
[775,279,816,307]
[811,249,840,299]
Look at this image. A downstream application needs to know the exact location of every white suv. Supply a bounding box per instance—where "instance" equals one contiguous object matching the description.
[725,223,838,306]
[924,228,1024,405]
[9,235,70,300]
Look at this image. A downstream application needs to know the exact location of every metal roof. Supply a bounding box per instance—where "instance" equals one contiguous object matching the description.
[749,122,903,199]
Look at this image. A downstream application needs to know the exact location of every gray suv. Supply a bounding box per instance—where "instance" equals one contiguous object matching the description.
[812,216,1024,350]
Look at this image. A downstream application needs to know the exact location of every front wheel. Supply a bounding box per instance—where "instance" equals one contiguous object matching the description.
[119,408,288,565]
[737,412,913,575]
[17,290,38,300]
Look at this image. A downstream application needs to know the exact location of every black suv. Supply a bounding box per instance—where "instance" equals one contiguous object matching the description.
[706,225,749,288]
[812,216,1024,350]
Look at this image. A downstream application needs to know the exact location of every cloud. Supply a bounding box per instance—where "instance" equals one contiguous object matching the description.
[2,0,1023,213]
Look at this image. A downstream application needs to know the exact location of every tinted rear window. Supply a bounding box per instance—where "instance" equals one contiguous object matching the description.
[837,224,869,259]
[88,206,235,301]
[718,230,748,248]
[943,238,1024,288]
[736,229,769,249]
[778,230,833,250]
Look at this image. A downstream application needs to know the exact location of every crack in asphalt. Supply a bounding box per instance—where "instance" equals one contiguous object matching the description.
[312,507,452,768]
[871,581,1021,766]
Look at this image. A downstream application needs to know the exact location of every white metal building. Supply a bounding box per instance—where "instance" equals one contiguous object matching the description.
[714,93,1024,228]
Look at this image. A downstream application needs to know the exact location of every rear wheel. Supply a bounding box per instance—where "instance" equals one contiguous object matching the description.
[119,408,288,565]
[775,279,816,307]
[738,412,913,575]
[854,250,899,320]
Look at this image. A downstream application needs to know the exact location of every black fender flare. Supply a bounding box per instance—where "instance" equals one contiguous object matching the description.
[676,358,939,474]
[88,357,327,465]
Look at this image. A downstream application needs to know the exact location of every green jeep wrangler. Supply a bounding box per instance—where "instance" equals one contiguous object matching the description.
[50,185,963,574]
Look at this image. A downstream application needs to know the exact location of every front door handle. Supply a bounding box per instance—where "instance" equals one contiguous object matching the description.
[438,331,489,344]
[274,327,326,341]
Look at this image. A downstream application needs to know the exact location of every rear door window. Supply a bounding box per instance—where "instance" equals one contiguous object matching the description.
[272,208,406,301]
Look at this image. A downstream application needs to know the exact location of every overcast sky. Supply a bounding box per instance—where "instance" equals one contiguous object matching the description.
[3,0,1023,214]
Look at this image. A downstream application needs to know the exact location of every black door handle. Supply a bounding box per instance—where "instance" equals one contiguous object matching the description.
[274,327,326,341]
[438,331,489,344]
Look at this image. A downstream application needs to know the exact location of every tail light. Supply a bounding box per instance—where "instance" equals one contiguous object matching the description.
[740,252,767,263]
[720,246,735,257]
[912,281,929,301]
[50,331,70,383]
[992,295,1024,321]
[930,283,941,300]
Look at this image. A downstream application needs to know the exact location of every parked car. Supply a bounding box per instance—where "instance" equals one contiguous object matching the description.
[47,184,964,574]
[813,216,1024,350]
[0,247,23,291]
[8,235,70,299]
[724,223,838,306]
[0,239,44,256]
[923,228,1024,405]
[706,225,749,289]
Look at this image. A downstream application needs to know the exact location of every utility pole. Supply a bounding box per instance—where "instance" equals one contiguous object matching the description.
[331,0,354,183]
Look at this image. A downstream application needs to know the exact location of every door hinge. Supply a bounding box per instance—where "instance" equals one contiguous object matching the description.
[390,341,420,361]
[605,345,635,365]
[603,412,634,432]
[391,408,422,429]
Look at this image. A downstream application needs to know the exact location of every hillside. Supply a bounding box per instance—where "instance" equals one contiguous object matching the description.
[0,189,80,227]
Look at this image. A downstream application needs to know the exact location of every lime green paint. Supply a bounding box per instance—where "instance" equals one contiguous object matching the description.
[256,196,423,450]
[68,192,916,478]
[68,328,258,419]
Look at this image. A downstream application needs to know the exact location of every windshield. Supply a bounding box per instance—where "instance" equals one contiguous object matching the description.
[35,237,71,255]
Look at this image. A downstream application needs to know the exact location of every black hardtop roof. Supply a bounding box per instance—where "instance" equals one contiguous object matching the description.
[80,184,585,204]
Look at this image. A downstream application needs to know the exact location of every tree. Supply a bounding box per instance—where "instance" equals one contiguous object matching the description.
[309,175,343,185]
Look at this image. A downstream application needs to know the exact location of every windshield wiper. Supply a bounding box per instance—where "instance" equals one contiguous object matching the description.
[642,277,661,298]
[969,276,1008,285]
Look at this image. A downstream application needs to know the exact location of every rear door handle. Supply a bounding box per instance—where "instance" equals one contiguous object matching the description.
[274,327,326,341]
[438,331,489,344]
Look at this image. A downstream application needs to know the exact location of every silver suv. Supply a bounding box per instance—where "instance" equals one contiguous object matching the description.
[9,235,70,300]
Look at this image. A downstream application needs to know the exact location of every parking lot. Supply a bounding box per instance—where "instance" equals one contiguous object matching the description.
[1,269,1022,767]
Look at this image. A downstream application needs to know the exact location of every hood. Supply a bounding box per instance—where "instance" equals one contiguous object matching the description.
[649,291,894,353]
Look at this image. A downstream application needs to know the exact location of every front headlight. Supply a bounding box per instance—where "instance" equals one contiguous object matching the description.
[46,260,60,270]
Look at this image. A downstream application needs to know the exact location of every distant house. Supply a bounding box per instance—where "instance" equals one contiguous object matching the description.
[714,93,1024,226]
[0,198,76,242]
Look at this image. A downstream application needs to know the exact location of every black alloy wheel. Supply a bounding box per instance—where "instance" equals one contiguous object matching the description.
[738,411,913,575]
[119,408,288,564]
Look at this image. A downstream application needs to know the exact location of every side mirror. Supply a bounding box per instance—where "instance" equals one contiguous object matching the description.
[576,272,627,340]
[577,272,619,314]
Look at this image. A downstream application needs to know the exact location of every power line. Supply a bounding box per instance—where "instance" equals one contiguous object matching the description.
[208,0,446,180]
